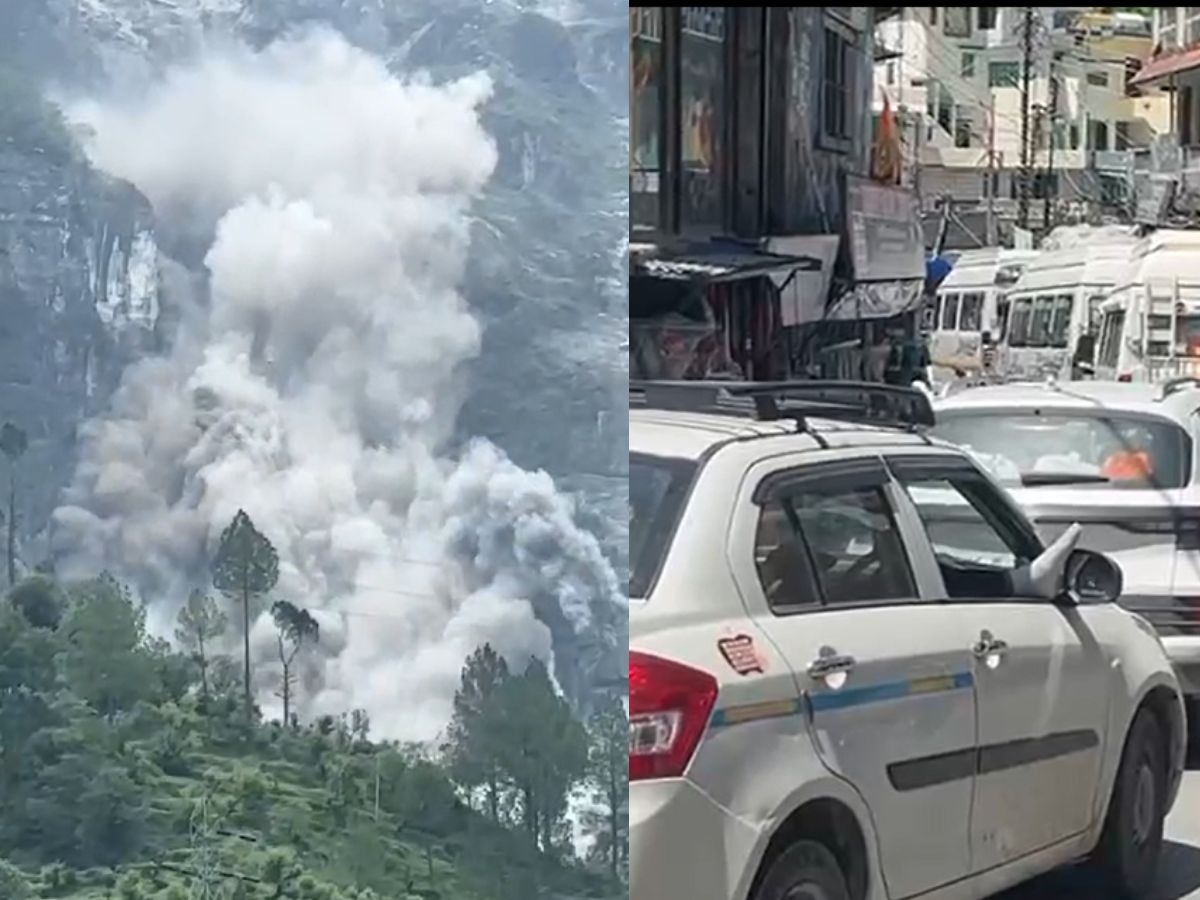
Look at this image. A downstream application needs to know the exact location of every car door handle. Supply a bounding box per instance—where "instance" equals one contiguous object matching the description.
[972,634,1009,658]
[807,654,856,679]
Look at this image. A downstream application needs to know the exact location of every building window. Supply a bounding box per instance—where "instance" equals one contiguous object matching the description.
[988,61,1020,88]
[630,7,664,233]
[679,7,727,230]
[943,7,971,37]
[887,61,896,85]
[1089,120,1109,151]
[823,24,854,142]
[1087,70,1109,87]
[1182,86,1194,147]
[1069,123,1080,149]
[929,7,938,26]
[955,109,973,148]
[1115,120,1131,150]
[961,52,976,78]
[978,7,997,29]
[937,92,953,133]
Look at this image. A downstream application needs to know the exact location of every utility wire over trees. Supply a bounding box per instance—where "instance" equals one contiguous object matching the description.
[212,510,279,718]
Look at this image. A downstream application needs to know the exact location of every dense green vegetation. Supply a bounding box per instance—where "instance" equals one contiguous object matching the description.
[0,511,626,899]
[0,67,79,164]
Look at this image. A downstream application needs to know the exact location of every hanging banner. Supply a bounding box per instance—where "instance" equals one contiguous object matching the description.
[845,176,925,282]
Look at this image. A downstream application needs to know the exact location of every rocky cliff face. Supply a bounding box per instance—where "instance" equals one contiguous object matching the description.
[0,138,159,555]
[1,0,626,577]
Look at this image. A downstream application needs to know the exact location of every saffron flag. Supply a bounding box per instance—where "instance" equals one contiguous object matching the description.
[872,94,903,185]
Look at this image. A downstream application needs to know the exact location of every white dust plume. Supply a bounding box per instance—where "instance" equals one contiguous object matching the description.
[52,29,624,741]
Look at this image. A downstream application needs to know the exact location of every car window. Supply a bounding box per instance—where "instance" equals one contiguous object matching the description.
[932,411,1192,490]
[630,453,697,598]
[893,466,1040,600]
[754,479,916,611]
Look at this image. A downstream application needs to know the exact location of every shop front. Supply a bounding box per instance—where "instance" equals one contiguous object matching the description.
[793,177,928,381]
[629,240,822,382]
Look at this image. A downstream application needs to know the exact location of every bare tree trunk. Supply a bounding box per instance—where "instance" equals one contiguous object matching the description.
[242,571,252,718]
[608,770,619,878]
[198,633,210,698]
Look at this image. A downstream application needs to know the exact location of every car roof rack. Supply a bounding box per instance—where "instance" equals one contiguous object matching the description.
[1159,377,1200,400]
[629,380,936,431]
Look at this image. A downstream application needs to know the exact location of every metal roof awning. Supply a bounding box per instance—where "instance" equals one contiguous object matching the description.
[632,240,823,285]
[1130,45,1200,86]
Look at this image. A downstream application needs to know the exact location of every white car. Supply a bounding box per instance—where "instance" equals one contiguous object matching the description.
[934,377,1200,722]
[629,381,1186,900]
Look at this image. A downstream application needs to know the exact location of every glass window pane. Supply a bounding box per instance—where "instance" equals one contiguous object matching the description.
[680,7,727,230]
[960,292,984,332]
[758,483,916,607]
[931,413,1192,491]
[941,293,960,330]
[630,7,663,232]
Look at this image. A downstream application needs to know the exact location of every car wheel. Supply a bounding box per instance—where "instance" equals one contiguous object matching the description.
[1089,708,1167,898]
[753,839,851,900]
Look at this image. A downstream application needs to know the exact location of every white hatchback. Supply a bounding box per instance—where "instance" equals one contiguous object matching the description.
[629,381,1187,900]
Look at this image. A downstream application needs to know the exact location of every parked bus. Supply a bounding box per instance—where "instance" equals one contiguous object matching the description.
[999,233,1137,380]
[926,248,1037,384]
[1095,230,1200,382]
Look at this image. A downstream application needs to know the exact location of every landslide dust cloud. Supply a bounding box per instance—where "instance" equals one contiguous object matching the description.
[52,30,624,741]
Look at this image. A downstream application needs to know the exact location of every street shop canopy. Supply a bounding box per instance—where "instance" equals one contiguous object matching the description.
[1130,45,1200,87]
[631,239,823,286]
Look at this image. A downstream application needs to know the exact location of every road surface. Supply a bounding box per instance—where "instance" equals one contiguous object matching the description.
[1000,749,1200,898]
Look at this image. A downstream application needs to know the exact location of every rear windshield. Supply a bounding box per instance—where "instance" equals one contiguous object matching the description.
[932,412,1191,491]
[630,453,697,597]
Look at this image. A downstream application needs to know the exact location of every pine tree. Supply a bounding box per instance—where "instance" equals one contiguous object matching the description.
[212,510,279,717]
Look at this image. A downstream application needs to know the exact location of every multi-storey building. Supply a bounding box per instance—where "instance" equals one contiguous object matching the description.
[1127,7,1200,223]
[874,7,1167,247]
[630,7,927,381]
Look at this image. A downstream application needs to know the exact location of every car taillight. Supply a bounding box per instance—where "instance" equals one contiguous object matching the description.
[629,651,718,782]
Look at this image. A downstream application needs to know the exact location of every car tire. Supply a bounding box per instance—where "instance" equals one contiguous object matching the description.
[1088,708,1167,898]
[753,839,851,900]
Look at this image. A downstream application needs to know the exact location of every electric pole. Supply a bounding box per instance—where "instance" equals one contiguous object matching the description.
[985,98,998,245]
[1017,6,1035,230]
[1043,52,1061,232]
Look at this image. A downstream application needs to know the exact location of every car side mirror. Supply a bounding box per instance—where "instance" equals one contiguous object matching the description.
[1062,549,1122,605]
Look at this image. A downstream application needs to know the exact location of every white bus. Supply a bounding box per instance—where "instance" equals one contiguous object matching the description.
[927,248,1037,384]
[1096,230,1200,382]
[999,234,1137,380]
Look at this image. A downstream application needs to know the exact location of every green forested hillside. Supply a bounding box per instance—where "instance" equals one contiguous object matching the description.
[0,571,626,900]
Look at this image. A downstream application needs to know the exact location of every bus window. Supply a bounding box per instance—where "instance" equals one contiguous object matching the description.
[1098,310,1124,368]
[1008,298,1031,347]
[996,296,1012,341]
[1086,294,1106,335]
[1177,315,1200,357]
[1030,296,1054,347]
[941,293,960,330]
[1050,294,1072,348]
[960,292,984,332]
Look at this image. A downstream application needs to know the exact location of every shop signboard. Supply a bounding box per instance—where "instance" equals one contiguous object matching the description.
[845,177,925,282]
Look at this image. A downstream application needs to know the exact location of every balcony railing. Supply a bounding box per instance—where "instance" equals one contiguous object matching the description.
[1091,150,1134,173]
